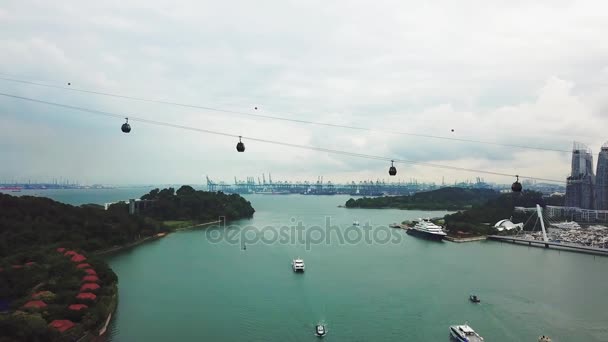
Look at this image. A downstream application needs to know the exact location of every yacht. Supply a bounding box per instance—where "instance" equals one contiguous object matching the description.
[449,324,484,342]
[407,218,447,241]
[315,324,326,337]
[292,258,305,272]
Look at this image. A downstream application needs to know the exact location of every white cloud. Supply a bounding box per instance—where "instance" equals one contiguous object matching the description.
[1,0,608,185]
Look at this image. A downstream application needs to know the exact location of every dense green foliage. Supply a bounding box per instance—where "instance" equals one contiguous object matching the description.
[0,249,117,341]
[345,188,500,210]
[140,186,255,221]
[0,187,254,257]
[444,191,550,236]
[0,194,160,257]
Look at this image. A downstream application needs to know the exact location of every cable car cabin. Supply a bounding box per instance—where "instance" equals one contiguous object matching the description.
[121,118,131,133]
[236,136,245,152]
[511,175,522,192]
[388,160,397,176]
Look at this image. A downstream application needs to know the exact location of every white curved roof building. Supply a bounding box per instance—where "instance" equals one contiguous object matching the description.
[494,219,523,232]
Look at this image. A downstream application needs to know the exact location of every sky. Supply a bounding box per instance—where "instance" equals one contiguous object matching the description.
[1,0,607,186]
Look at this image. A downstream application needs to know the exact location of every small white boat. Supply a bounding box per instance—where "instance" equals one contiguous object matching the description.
[449,324,484,342]
[353,221,360,226]
[538,336,552,342]
[292,258,305,272]
[315,324,326,337]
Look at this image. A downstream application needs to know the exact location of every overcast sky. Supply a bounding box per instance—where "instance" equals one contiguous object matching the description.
[1,0,607,185]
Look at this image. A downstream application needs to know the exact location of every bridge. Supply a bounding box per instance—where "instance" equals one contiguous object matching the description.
[489,204,608,256]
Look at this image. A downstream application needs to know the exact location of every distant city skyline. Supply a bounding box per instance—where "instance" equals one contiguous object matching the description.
[1,1,608,184]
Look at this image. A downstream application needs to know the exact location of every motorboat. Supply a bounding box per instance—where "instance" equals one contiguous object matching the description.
[469,295,481,303]
[353,221,360,226]
[538,336,552,342]
[315,324,326,337]
[407,218,447,241]
[292,258,305,272]
[449,324,484,342]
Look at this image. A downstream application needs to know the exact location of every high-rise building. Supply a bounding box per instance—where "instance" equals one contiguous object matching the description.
[565,142,595,209]
[595,142,608,210]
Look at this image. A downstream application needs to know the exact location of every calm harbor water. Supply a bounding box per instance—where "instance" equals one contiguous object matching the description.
[8,189,607,341]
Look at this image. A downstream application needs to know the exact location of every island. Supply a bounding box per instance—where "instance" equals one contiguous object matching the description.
[344,187,500,210]
[0,186,254,341]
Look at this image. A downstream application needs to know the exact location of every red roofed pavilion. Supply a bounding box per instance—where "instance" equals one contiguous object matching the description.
[84,268,97,275]
[76,292,97,301]
[71,254,87,262]
[57,247,66,253]
[64,250,77,256]
[80,283,100,292]
[49,320,76,332]
[76,263,91,269]
[68,304,88,311]
[23,300,47,309]
[82,275,100,283]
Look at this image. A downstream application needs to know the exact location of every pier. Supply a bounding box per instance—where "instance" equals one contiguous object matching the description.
[487,235,608,256]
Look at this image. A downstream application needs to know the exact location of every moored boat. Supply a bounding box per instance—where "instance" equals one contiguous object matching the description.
[407,218,447,241]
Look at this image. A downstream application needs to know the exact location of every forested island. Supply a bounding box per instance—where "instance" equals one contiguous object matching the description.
[0,186,254,341]
[344,188,500,210]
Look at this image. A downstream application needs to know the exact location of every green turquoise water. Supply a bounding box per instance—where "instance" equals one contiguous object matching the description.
[33,192,608,341]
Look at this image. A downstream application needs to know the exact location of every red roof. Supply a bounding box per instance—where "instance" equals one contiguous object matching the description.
[23,300,47,308]
[82,275,100,283]
[25,261,36,266]
[76,263,92,269]
[71,254,87,262]
[57,247,66,253]
[84,269,97,275]
[76,292,97,301]
[0,267,3,272]
[80,283,100,291]
[12,265,23,269]
[64,250,78,256]
[68,304,88,311]
[49,320,76,333]
[32,291,53,299]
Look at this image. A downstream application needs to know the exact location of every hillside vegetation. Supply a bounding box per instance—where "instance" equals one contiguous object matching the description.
[0,186,254,256]
[345,188,500,210]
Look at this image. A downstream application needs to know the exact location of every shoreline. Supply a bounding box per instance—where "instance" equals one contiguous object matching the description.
[93,220,221,256]
[444,235,487,243]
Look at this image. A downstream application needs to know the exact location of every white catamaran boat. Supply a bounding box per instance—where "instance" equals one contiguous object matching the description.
[449,324,484,342]
[292,258,305,272]
[407,218,447,241]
